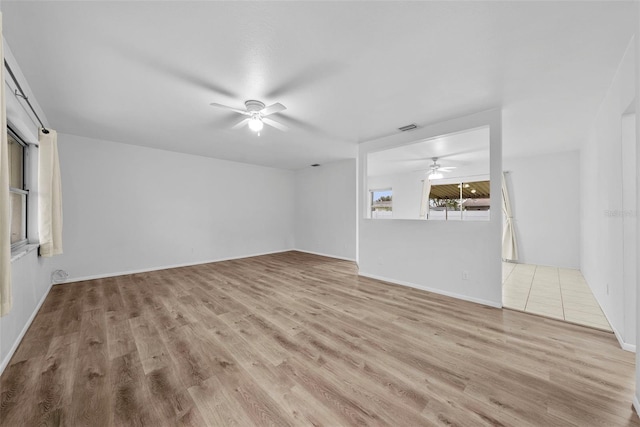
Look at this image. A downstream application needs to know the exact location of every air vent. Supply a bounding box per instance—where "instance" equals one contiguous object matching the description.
[398,124,417,132]
[311,164,320,167]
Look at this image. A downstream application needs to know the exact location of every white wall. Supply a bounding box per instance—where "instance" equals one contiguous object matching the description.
[294,159,356,260]
[621,114,637,351]
[367,170,424,220]
[358,110,502,307]
[1,39,54,373]
[47,134,295,281]
[581,38,636,350]
[503,150,580,269]
[0,250,51,373]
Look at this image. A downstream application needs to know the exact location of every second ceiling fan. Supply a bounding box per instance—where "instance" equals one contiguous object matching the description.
[210,100,289,134]
[426,158,456,180]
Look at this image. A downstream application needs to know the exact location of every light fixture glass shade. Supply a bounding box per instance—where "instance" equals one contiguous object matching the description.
[428,172,443,180]
[248,116,264,132]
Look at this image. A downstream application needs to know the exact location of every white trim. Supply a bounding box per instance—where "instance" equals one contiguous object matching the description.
[292,249,356,262]
[56,249,296,284]
[0,281,53,376]
[358,271,502,309]
[634,395,640,418]
[10,243,39,263]
[581,274,635,352]
[601,309,636,353]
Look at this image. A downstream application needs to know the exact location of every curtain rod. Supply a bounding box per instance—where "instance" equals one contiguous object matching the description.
[4,59,49,134]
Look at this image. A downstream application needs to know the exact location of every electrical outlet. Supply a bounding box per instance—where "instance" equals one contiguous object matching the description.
[462,271,469,280]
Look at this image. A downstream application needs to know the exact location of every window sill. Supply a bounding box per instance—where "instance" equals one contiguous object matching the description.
[11,243,40,263]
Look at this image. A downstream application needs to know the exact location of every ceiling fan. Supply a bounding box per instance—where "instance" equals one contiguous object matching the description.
[426,158,456,180]
[210,100,289,134]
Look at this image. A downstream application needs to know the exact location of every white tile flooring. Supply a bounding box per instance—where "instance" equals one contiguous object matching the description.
[502,262,612,331]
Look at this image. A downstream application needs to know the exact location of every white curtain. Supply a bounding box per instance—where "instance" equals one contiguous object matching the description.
[419,179,432,219]
[38,129,63,257]
[502,171,518,261]
[0,12,12,316]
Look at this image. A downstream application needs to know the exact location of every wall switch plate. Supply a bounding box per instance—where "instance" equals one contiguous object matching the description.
[462,271,469,280]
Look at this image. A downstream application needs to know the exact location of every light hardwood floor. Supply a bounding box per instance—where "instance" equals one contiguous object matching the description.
[1,251,638,426]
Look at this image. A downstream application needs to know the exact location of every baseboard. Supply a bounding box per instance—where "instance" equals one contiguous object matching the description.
[609,318,636,353]
[0,281,53,376]
[596,307,636,353]
[57,248,296,284]
[612,326,636,353]
[634,395,640,417]
[580,276,636,352]
[292,248,356,262]
[358,271,502,309]
[620,341,636,353]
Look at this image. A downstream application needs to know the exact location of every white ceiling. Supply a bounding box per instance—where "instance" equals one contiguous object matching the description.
[1,1,635,170]
[367,126,490,177]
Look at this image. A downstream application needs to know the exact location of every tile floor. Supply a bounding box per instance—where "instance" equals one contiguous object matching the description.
[502,262,612,331]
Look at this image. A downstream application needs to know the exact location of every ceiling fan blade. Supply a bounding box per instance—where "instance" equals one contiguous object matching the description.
[277,113,332,138]
[210,103,249,115]
[231,118,250,129]
[112,41,237,98]
[266,62,343,98]
[261,103,286,116]
[440,167,457,171]
[262,117,289,132]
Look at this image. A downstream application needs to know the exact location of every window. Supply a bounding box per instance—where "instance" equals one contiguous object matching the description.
[428,180,490,221]
[370,188,392,219]
[8,128,28,250]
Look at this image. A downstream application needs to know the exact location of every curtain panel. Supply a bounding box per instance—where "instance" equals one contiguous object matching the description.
[0,12,12,316]
[502,172,518,261]
[419,179,432,219]
[38,129,63,257]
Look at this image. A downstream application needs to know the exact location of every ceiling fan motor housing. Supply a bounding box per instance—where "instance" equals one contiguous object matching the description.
[245,100,266,112]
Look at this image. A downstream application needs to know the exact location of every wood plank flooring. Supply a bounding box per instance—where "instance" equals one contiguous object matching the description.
[1,251,638,426]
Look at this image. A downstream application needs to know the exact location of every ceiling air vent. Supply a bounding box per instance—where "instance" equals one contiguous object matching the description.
[311,164,321,167]
[398,124,418,132]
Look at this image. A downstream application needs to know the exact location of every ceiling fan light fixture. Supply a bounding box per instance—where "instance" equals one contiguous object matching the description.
[428,172,443,180]
[248,116,264,132]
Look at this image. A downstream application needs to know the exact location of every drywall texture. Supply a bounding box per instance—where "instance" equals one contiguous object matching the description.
[358,111,503,307]
[49,133,295,281]
[503,150,580,269]
[294,159,356,260]
[581,39,636,349]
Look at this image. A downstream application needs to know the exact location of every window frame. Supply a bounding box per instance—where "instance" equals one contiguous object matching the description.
[8,126,29,252]
[427,179,491,221]
[369,187,393,219]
